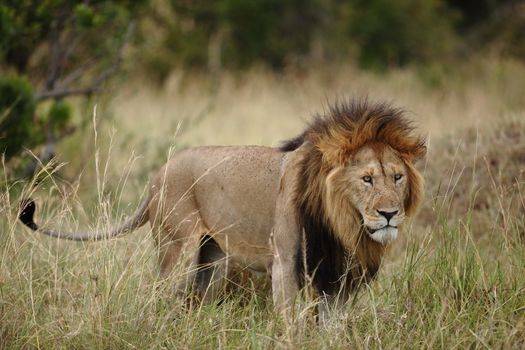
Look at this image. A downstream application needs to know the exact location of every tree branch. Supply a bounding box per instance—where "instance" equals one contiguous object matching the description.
[35,22,135,102]
[35,86,102,100]
[57,57,96,88]
[45,18,64,91]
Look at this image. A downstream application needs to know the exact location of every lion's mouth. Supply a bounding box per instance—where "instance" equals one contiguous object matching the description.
[366,225,397,235]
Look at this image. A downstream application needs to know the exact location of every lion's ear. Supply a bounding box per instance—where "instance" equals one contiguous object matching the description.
[316,137,351,166]
[405,141,427,163]
[318,145,345,166]
[404,161,425,217]
[413,144,427,162]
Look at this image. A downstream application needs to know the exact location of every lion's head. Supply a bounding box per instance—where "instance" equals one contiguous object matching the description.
[327,143,419,244]
[281,99,426,295]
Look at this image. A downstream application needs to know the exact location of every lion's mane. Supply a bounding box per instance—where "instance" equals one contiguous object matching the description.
[281,99,426,296]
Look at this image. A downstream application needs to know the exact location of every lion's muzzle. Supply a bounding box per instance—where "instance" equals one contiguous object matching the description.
[364,208,404,244]
[367,226,398,244]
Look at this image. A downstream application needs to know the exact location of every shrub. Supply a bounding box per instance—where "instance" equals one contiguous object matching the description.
[0,76,40,160]
[345,0,458,70]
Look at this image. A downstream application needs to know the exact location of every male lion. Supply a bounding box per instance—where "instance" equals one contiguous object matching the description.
[19,99,426,316]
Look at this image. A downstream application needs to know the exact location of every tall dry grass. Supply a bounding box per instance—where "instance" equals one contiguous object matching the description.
[1,58,525,348]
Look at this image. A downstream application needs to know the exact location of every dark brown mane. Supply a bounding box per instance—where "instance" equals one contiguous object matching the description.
[280,98,426,163]
[289,98,426,298]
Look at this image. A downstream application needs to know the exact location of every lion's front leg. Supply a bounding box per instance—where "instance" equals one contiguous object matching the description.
[271,233,300,312]
[271,170,301,313]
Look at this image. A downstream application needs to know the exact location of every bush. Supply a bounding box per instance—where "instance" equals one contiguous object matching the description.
[345,0,458,70]
[0,76,40,160]
[149,0,318,73]
[47,100,72,134]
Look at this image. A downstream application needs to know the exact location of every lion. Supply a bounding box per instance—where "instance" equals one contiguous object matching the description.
[19,98,426,317]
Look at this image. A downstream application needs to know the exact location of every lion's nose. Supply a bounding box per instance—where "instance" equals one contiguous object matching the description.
[377,210,398,222]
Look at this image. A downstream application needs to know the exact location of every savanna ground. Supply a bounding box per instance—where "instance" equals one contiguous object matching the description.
[2,59,525,348]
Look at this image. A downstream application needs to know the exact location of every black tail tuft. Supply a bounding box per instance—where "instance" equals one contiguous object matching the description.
[19,198,39,231]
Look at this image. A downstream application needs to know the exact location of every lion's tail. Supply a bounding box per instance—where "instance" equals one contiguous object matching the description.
[18,195,150,241]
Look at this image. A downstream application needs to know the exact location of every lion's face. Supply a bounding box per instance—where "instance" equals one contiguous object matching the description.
[343,144,410,244]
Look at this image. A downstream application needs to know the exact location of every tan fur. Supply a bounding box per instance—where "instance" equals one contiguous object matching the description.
[278,100,426,319]
[300,143,424,270]
[20,99,426,315]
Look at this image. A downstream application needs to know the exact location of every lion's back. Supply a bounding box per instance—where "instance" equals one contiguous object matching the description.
[152,145,285,245]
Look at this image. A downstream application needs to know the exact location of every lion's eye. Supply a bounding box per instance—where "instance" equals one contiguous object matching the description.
[362,175,373,184]
[394,174,403,182]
